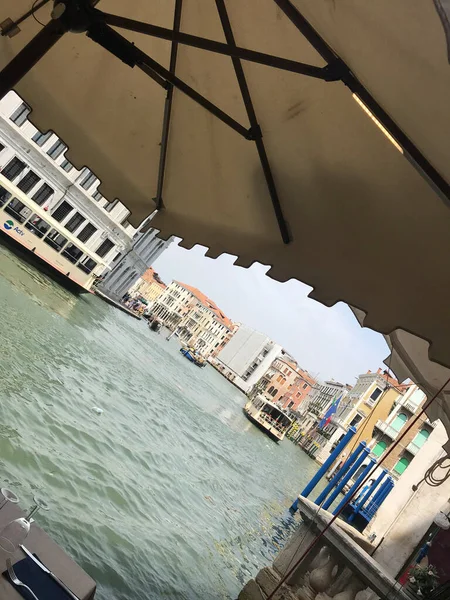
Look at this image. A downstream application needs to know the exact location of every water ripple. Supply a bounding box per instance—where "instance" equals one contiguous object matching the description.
[0,245,319,600]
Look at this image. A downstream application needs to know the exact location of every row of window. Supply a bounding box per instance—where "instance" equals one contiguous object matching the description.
[11,102,123,214]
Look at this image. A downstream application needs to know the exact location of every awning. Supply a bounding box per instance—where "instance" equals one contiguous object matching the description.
[1,1,450,436]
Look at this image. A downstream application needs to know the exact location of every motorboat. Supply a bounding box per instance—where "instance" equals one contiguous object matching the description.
[243,395,293,442]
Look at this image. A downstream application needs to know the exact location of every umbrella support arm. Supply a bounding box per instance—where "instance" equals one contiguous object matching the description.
[214,0,291,244]
[0,0,52,38]
[154,0,183,210]
[0,17,66,100]
[86,22,252,139]
[98,11,333,81]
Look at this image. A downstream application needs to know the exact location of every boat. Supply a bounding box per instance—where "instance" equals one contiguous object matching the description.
[150,319,161,332]
[180,346,206,367]
[243,395,293,442]
[0,175,108,293]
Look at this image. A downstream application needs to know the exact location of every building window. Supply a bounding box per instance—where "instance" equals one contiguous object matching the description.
[372,440,387,457]
[60,159,73,172]
[77,223,97,243]
[2,157,26,181]
[350,414,363,427]
[64,211,85,233]
[0,185,12,207]
[105,199,118,213]
[51,200,73,222]
[47,140,66,160]
[367,387,383,404]
[17,171,40,193]
[32,130,52,146]
[392,413,408,432]
[96,238,114,258]
[79,169,96,190]
[411,428,430,449]
[393,456,410,475]
[10,102,30,127]
[25,215,51,238]
[32,183,54,206]
[92,190,103,202]
[4,198,32,223]
[303,383,308,389]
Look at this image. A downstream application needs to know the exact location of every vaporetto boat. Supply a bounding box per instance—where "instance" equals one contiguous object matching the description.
[243,395,293,443]
[0,173,108,293]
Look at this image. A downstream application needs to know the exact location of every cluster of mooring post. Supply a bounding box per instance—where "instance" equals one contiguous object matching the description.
[289,426,394,532]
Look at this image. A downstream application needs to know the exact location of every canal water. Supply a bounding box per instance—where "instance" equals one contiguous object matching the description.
[0,244,319,600]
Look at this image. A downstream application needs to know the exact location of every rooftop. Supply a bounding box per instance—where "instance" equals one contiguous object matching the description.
[176,281,232,329]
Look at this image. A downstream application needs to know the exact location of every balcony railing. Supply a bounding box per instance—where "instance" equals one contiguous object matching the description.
[405,440,422,455]
[238,496,410,600]
[374,420,399,440]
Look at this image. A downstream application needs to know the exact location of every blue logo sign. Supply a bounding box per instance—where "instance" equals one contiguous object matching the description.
[4,220,14,230]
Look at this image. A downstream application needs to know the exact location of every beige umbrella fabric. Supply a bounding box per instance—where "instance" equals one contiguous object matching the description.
[1,2,450,413]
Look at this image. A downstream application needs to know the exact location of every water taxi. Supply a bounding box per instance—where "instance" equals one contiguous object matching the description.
[243,396,293,442]
[180,346,206,367]
[0,174,108,293]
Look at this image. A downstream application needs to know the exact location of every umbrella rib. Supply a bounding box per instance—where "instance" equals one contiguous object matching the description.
[273,0,450,206]
[154,0,183,210]
[99,11,331,80]
[86,23,251,139]
[214,0,291,245]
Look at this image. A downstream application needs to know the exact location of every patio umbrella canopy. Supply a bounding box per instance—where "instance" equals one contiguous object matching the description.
[1,1,450,434]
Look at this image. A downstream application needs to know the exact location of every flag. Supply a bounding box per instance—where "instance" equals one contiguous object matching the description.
[318,394,342,429]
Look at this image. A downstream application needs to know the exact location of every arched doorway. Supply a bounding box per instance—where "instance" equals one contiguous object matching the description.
[393,456,410,475]
[392,412,408,432]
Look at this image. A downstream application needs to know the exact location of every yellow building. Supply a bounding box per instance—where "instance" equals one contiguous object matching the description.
[129,268,167,304]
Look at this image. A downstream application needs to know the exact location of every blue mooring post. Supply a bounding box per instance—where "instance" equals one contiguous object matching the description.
[373,478,394,510]
[348,468,387,522]
[322,444,370,510]
[315,441,367,506]
[289,426,357,514]
[333,456,376,515]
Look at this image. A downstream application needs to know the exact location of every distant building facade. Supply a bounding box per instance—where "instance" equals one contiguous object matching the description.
[250,352,316,411]
[128,267,167,304]
[212,325,282,393]
[151,281,233,357]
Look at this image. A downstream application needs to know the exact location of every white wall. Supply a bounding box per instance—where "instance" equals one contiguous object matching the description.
[217,325,271,376]
[369,421,450,576]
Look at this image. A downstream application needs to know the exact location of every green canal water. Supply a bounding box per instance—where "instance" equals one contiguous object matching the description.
[0,244,319,600]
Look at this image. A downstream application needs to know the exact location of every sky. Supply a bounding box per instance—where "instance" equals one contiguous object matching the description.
[153,242,389,385]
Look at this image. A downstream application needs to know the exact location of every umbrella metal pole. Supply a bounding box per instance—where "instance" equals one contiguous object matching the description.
[214,0,291,244]
[0,0,52,37]
[0,18,66,100]
[154,0,183,210]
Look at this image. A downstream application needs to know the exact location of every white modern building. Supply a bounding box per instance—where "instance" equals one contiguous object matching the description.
[213,325,282,393]
[0,91,171,292]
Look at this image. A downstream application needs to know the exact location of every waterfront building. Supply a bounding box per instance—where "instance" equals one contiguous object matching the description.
[250,352,316,410]
[151,281,233,357]
[128,268,167,305]
[212,325,282,393]
[0,91,172,294]
[96,229,171,302]
[303,369,409,463]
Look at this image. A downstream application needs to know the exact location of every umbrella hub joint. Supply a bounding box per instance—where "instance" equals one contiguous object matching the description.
[54,0,98,34]
[322,58,348,83]
[247,124,262,141]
